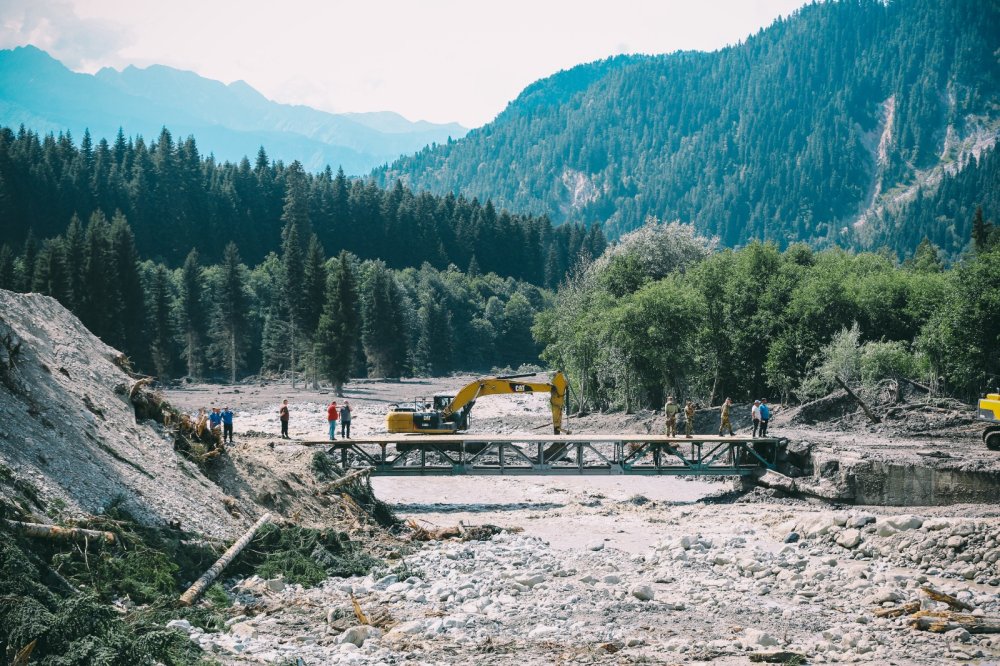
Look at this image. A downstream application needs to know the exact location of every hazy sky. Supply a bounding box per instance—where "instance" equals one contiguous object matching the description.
[2,0,809,127]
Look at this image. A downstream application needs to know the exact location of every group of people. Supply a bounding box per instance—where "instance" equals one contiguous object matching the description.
[200,405,235,445]
[276,398,353,440]
[664,396,772,437]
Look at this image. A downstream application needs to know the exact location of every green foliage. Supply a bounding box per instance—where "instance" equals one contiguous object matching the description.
[376,0,999,260]
[316,251,361,389]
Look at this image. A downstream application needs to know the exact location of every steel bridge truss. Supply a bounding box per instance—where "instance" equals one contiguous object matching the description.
[322,435,782,476]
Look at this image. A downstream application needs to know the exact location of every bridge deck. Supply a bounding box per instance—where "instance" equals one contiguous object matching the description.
[305,434,783,476]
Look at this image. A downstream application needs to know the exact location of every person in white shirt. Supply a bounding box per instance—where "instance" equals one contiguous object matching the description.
[751,400,762,438]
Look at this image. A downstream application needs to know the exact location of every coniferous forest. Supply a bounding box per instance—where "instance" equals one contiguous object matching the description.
[376,0,1000,258]
[0,126,606,382]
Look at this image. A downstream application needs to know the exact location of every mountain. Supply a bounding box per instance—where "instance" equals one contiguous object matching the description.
[374,0,1000,257]
[0,46,466,174]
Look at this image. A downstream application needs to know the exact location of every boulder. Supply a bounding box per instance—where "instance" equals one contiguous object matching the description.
[836,529,863,549]
[630,584,655,601]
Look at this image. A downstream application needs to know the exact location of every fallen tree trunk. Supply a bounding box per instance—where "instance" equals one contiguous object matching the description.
[179,512,271,606]
[908,610,1000,634]
[835,376,881,424]
[5,520,115,544]
[921,585,975,611]
[318,467,372,494]
[874,601,920,618]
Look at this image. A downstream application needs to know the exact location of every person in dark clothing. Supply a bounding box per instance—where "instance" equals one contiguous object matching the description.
[759,399,771,437]
[340,401,352,439]
[279,399,289,439]
[221,406,234,443]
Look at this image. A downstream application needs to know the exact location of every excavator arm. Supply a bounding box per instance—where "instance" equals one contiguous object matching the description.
[442,372,568,434]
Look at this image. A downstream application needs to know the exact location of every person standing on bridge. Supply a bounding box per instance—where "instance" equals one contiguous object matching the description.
[719,397,734,436]
[340,401,352,439]
[751,399,762,437]
[664,396,681,436]
[327,400,339,441]
[759,399,771,437]
[684,400,696,438]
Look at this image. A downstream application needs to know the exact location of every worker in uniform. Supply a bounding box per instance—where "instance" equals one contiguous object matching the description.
[719,397,734,436]
[684,400,696,437]
[664,396,680,436]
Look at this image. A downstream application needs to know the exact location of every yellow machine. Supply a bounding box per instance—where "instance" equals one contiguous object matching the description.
[980,393,1000,451]
[386,372,569,434]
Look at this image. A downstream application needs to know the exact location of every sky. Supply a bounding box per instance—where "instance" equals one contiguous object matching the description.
[1,0,810,128]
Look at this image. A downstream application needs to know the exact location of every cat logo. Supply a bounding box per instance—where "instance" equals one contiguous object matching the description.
[511,383,534,392]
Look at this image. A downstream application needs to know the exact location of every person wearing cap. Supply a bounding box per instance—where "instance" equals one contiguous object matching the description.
[327,400,339,441]
[664,396,680,436]
[221,406,234,444]
[751,400,762,437]
[719,397,734,436]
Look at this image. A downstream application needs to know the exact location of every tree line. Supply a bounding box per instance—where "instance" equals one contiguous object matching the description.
[0,202,563,386]
[0,125,606,288]
[534,219,1000,411]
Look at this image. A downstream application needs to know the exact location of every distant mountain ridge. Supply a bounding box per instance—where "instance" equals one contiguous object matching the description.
[0,45,466,174]
[375,0,1000,256]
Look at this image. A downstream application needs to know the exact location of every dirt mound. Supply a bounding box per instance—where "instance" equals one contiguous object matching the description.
[0,290,245,538]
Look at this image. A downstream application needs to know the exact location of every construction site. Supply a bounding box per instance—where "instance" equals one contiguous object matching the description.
[2,290,1000,665]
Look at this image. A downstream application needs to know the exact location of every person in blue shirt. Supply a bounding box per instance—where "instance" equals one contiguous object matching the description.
[221,406,234,444]
[208,407,223,449]
[758,399,771,437]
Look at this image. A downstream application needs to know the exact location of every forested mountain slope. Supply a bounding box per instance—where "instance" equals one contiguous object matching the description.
[375,0,1000,257]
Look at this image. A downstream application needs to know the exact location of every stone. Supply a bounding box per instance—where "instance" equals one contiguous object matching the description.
[587,540,605,551]
[389,620,425,635]
[265,578,285,593]
[166,619,193,632]
[945,628,972,643]
[373,574,398,590]
[385,582,411,594]
[784,532,800,543]
[602,574,621,584]
[885,515,923,531]
[846,513,876,529]
[946,536,966,549]
[528,624,559,638]
[743,628,779,647]
[515,573,546,588]
[230,622,257,640]
[836,529,863,549]
[630,584,655,601]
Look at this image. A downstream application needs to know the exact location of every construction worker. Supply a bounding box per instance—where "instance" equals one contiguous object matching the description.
[719,397,734,436]
[664,396,681,436]
[684,400,696,437]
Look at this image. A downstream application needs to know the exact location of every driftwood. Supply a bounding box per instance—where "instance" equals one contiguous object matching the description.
[835,375,881,424]
[921,585,975,611]
[317,467,372,494]
[6,519,115,544]
[874,601,921,618]
[179,512,272,606]
[908,610,1000,634]
[749,651,807,663]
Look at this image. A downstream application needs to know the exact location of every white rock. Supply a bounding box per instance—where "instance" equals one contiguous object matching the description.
[230,622,257,640]
[515,574,546,588]
[528,624,559,639]
[836,529,863,549]
[885,515,923,531]
[630,584,655,601]
[385,582,411,594]
[166,619,193,632]
[846,513,876,529]
[602,574,621,584]
[389,620,425,635]
[743,628,779,647]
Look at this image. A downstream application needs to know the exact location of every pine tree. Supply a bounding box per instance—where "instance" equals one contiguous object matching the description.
[211,242,250,383]
[281,161,310,388]
[177,248,207,378]
[81,211,119,338]
[301,234,327,387]
[415,295,453,376]
[63,214,86,311]
[361,261,409,377]
[32,238,70,304]
[110,211,145,359]
[316,251,361,394]
[147,264,176,378]
[972,205,993,252]
[0,244,15,290]
[19,230,38,292]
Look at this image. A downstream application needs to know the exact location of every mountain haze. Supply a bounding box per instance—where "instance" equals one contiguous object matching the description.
[375,0,1000,256]
[0,46,466,174]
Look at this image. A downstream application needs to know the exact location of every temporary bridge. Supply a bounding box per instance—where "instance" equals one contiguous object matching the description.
[311,434,784,476]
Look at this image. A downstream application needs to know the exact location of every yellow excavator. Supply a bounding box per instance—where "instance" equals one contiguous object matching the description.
[386,372,569,434]
[980,393,1000,451]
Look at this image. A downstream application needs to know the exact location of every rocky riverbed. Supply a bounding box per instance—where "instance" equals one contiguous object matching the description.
[169,495,1000,665]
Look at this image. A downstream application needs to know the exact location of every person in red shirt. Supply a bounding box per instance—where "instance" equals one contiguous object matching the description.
[327,401,339,441]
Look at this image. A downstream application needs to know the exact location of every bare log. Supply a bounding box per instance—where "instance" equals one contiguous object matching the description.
[900,376,932,393]
[749,651,807,664]
[921,585,975,611]
[874,601,920,618]
[6,519,115,544]
[908,611,1000,634]
[179,512,272,606]
[835,375,881,424]
[318,467,372,494]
